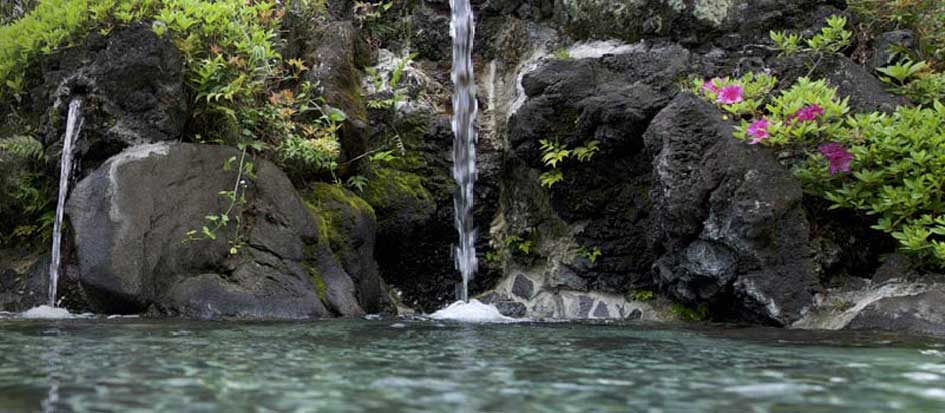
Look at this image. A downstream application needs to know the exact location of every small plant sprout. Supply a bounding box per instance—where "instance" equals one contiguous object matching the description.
[576,246,603,264]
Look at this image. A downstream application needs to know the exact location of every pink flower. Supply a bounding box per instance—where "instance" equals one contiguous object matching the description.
[789,104,825,123]
[702,78,722,94]
[716,85,744,105]
[746,118,769,144]
[818,143,853,175]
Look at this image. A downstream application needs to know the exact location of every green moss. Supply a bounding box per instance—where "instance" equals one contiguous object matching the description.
[670,303,709,322]
[628,290,655,302]
[361,167,432,207]
[303,182,374,253]
[307,265,328,303]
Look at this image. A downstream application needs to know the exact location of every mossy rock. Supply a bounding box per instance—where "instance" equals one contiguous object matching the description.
[303,182,375,254]
[302,182,389,314]
[361,167,436,234]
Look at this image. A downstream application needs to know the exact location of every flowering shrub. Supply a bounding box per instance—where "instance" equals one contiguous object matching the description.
[797,103,945,266]
[690,72,776,117]
[733,78,849,146]
[697,69,945,267]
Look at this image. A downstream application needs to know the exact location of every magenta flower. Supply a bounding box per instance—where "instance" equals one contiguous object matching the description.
[789,104,825,123]
[746,118,769,145]
[818,143,853,175]
[702,78,722,94]
[716,85,744,104]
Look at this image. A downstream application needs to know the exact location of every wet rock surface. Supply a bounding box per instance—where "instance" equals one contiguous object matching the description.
[66,143,384,319]
[35,23,187,167]
[645,94,818,325]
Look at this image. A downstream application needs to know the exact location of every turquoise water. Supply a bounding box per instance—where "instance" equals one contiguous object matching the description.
[1,318,945,412]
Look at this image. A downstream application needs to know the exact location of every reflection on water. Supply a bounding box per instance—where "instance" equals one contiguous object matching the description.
[1,319,944,412]
[41,332,62,413]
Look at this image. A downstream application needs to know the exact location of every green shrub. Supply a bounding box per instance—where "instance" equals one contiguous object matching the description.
[537,139,599,188]
[701,66,945,268]
[798,103,945,266]
[877,60,945,106]
[771,15,852,57]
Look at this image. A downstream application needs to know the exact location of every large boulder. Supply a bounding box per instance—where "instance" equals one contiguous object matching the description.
[66,143,383,319]
[846,290,945,336]
[644,93,818,325]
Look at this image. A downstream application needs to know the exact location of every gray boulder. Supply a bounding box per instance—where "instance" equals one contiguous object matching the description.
[847,290,945,337]
[645,93,818,325]
[67,143,381,319]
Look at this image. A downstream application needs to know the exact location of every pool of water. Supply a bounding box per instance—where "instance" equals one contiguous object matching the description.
[2,318,945,412]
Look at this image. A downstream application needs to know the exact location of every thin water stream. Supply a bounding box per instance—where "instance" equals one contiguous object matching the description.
[47,99,82,307]
[449,0,478,302]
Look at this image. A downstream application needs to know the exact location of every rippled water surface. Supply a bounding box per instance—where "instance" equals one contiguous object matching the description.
[2,318,945,412]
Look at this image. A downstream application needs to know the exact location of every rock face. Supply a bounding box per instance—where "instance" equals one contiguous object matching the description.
[847,290,945,336]
[304,183,389,314]
[36,23,187,165]
[485,0,843,46]
[645,94,818,325]
[503,42,690,296]
[772,55,910,113]
[66,143,384,319]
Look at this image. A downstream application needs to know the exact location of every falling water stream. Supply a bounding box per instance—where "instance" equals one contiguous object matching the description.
[47,99,83,307]
[450,0,478,302]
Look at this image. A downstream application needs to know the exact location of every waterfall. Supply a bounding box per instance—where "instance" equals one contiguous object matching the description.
[47,99,83,307]
[450,0,478,302]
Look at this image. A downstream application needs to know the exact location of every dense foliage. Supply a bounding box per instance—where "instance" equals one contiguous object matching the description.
[0,0,346,247]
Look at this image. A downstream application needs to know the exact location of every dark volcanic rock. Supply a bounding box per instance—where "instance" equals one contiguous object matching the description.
[771,55,910,113]
[66,143,382,319]
[37,23,186,166]
[867,30,915,71]
[847,290,945,337]
[504,42,691,292]
[484,0,843,49]
[645,93,818,326]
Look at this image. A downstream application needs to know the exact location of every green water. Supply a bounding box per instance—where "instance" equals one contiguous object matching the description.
[1,318,945,412]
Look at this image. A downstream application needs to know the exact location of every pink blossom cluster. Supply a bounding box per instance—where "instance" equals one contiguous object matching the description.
[746,104,827,145]
[702,78,745,105]
[818,143,853,176]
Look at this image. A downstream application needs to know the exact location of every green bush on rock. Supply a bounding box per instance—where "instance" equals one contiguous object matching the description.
[697,66,945,268]
[799,103,945,266]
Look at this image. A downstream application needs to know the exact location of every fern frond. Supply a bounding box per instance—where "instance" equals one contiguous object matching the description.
[0,135,44,160]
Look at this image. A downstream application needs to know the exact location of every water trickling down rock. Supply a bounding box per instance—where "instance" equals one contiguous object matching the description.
[47,99,83,307]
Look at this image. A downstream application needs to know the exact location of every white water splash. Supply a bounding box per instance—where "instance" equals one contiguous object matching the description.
[21,305,76,320]
[429,299,515,323]
[449,0,479,302]
[48,99,83,307]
